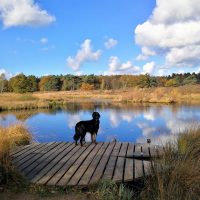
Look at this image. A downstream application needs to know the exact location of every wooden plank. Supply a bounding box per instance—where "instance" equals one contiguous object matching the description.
[11,143,38,156]
[17,142,59,171]
[143,160,151,177]
[141,144,151,158]
[134,143,144,179]
[11,142,155,186]
[89,142,115,184]
[102,142,121,180]
[134,159,144,179]
[12,143,43,161]
[27,143,71,180]
[13,143,50,166]
[124,143,134,182]
[112,142,128,182]
[57,143,96,186]
[134,143,142,157]
[23,143,65,176]
[149,145,157,157]
[46,144,92,186]
[31,142,74,183]
[78,142,109,186]
[149,145,163,157]
[38,144,81,185]
[68,143,104,186]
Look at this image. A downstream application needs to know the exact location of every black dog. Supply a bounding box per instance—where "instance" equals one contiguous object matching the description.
[73,112,100,146]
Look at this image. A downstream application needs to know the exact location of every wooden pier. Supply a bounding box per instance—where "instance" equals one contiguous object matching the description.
[11,142,161,187]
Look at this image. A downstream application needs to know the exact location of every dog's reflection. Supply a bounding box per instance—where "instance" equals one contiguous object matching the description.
[73,112,100,146]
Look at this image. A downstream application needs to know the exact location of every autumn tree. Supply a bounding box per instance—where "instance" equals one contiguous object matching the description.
[26,75,38,92]
[39,76,50,91]
[81,74,100,89]
[165,78,179,87]
[156,77,167,87]
[80,83,94,90]
[9,74,29,93]
[138,74,157,88]
[39,76,61,91]
[119,75,129,89]
[182,75,198,85]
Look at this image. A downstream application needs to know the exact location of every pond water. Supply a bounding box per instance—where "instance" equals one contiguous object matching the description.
[1,102,200,145]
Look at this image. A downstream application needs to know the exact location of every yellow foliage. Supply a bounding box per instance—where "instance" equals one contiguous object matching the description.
[80,83,94,91]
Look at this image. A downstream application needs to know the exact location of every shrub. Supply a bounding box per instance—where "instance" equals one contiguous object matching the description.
[80,83,94,91]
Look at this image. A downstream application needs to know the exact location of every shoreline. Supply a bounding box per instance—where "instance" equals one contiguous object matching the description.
[0,85,200,111]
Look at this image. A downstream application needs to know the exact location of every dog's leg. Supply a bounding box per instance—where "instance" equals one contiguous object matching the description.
[94,133,97,144]
[80,132,86,146]
[74,126,81,146]
[91,134,94,143]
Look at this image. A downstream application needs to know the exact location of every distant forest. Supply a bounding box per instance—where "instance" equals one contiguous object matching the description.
[0,73,200,93]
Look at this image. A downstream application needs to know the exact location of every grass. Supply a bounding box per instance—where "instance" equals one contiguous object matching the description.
[0,124,32,184]
[140,127,200,200]
[94,180,133,200]
[0,85,200,111]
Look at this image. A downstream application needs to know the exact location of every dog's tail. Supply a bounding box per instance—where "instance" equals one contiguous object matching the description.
[73,126,81,141]
[73,133,80,141]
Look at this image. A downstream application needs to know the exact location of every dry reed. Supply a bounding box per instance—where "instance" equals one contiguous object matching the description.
[140,127,200,200]
[0,124,32,184]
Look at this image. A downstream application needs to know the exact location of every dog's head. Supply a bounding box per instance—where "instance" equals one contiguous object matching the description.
[92,112,100,120]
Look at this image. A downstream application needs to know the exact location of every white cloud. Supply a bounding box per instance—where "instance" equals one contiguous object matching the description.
[136,47,155,61]
[104,38,118,49]
[110,111,120,128]
[0,68,14,79]
[75,71,83,76]
[157,68,167,76]
[40,37,48,44]
[105,56,140,75]
[166,119,189,135]
[109,111,136,128]
[142,62,155,74]
[68,114,81,129]
[144,112,155,121]
[152,0,200,24]
[0,0,55,28]
[67,39,101,71]
[121,113,132,122]
[137,122,157,137]
[166,45,200,66]
[135,0,200,67]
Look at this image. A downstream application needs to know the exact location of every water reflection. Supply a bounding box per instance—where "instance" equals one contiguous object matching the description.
[0,102,200,145]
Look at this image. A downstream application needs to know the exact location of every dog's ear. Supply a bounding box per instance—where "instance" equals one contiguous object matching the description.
[92,112,96,119]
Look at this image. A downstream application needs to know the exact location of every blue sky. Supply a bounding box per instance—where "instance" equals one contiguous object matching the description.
[0,0,200,78]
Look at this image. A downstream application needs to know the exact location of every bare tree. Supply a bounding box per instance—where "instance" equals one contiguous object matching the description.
[0,73,5,93]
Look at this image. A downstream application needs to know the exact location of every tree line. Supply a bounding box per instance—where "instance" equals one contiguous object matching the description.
[0,72,200,93]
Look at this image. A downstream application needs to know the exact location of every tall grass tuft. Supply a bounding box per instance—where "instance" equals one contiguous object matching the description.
[95,180,133,200]
[140,127,200,200]
[0,124,32,184]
